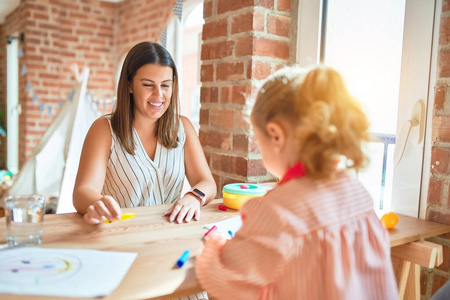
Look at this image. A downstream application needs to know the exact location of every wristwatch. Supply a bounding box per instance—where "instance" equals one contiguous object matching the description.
[186,188,206,206]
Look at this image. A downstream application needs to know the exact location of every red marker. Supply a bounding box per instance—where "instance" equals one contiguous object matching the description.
[218,205,227,211]
[204,225,217,237]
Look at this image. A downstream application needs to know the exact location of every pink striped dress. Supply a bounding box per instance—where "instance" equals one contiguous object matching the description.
[195,166,398,300]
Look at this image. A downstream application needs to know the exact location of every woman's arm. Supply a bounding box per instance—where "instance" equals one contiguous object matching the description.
[165,116,217,223]
[73,117,121,224]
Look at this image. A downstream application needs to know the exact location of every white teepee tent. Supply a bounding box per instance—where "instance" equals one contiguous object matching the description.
[8,67,101,213]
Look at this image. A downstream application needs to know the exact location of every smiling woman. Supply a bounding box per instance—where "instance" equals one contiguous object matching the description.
[72,41,216,226]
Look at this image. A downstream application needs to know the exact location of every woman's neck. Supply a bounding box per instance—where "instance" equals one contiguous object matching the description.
[134,114,158,136]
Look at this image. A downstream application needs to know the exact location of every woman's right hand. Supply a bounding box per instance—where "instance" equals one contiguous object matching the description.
[83,195,122,225]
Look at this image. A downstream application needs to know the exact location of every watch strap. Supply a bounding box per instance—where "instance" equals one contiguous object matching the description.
[187,188,206,206]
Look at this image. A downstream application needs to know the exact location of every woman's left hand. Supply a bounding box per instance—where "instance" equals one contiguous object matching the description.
[164,195,201,223]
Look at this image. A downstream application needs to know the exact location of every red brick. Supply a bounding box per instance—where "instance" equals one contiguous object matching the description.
[434,84,446,110]
[220,84,252,105]
[436,244,450,272]
[200,86,219,103]
[210,108,235,128]
[432,273,449,295]
[427,178,443,205]
[231,11,265,34]
[267,14,291,37]
[431,147,450,174]
[420,270,429,296]
[202,18,228,40]
[213,173,221,195]
[248,59,272,80]
[248,159,267,176]
[201,40,234,60]
[233,133,250,153]
[428,209,450,225]
[218,0,274,15]
[199,109,209,125]
[440,16,450,45]
[200,64,214,82]
[438,50,450,77]
[199,129,232,150]
[33,12,49,21]
[203,1,214,19]
[237,109,251,130]
[216,62,245,81]
[236,36,290,60]
[277,0,291,11]
[433,116,450,143]
[443,0,450,12]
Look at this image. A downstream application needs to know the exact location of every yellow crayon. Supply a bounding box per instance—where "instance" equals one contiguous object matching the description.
[104,213,136,223]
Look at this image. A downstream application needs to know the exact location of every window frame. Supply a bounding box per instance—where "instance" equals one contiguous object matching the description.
[294,0,440,218]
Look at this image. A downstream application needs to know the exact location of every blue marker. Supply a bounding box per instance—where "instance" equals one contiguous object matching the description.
[177,250,190,268]
[228,230,233,238]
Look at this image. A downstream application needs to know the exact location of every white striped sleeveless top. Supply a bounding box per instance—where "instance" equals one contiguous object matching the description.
[101,116,186,207]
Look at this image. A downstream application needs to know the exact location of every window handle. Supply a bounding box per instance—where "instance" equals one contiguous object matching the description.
[394,100,425,165]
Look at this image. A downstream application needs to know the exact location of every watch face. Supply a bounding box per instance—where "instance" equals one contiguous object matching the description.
[193,188,205,198]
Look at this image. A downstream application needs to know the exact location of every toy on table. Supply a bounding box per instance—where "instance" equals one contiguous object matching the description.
[0,169,13,183]
[176,250,190,268]
[222,183,267,209]
[104,213,136,223]
[380,212,399,229]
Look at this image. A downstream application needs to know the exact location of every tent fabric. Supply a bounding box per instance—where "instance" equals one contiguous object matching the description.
[8,67,101,213]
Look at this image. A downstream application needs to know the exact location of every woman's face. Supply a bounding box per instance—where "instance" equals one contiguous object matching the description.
[129,63,173,122]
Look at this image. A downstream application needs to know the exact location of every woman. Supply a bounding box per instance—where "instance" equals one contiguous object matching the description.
[73,41,216,225]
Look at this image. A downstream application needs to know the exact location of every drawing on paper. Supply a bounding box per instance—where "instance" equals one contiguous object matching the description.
[0,252,81,285]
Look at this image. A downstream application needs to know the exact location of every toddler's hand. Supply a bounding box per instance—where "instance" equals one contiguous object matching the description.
[165,195,201,223]
[83,195,121,225]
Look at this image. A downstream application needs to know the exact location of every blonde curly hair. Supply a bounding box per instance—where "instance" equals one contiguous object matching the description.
[251,66,371,179]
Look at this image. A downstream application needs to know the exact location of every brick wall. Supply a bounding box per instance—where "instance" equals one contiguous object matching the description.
[200,0,292,194]
[116,0,176,60]
[423,0,450,298]
[0,0,176,169]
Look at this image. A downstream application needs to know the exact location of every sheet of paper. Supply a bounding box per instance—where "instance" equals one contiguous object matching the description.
[0,247,137,298]
[205,216,242,235]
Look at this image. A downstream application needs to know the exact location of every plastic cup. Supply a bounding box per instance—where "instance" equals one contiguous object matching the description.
[4,195,45,247]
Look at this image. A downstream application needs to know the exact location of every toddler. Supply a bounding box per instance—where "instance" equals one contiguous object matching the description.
[195,66,398,300]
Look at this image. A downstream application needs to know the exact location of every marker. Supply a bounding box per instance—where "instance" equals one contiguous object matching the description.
[104,213,137,223]
[177,250,190,268]
[204,225,217,237]
[218,205,227,211]
[228,230,233,238]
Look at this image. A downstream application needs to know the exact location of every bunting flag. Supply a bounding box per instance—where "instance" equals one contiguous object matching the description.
[68,89,75,101]
[160,29,167,47]
[159,0,183,47]
[26,81,33,92]
[20,64,27,76]
[32,93,38,103]
[39,102,45,113]
[173,0,183,21]
[18,47,24,58]
[47,106,53,118]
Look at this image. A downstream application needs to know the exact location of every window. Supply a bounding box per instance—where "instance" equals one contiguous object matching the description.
[296,0,440,218]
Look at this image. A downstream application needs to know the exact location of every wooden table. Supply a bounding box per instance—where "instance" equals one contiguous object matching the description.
[0,199,239,300]
[389,214,450,300]
[1,202,449,299]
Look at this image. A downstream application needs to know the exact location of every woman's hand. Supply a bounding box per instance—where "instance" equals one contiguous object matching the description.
[165,195,201,223]
[83,195,122,225]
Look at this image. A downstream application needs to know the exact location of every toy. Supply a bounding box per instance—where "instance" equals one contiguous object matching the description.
[222,183,266,209]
